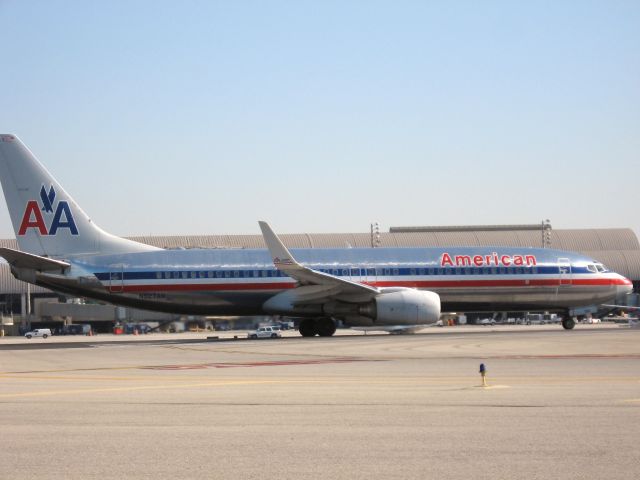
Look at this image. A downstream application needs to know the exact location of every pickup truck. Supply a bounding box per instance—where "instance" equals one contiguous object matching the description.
[25,328,52,339]
[247,326,282,339]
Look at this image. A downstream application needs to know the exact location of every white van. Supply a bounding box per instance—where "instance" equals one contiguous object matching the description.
[25,328,52,339]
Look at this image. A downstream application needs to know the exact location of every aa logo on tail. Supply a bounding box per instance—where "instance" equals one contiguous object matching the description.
[18,185,78,236]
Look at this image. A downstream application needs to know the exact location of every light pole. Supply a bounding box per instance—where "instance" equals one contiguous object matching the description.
[370,222,381,248]
[541,219,551,248]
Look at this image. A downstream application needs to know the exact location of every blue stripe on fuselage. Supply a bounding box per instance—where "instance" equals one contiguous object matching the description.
[93,265,592,282]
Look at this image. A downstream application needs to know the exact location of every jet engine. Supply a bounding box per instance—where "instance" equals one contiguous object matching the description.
[360,289,441,325]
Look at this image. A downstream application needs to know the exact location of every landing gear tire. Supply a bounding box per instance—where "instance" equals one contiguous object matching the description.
[316,318,336,337]
[562,317,575,330]
[299,318,318,337]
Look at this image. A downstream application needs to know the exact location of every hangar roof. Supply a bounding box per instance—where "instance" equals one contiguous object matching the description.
[124,228,640,251]
[1,227,639,294]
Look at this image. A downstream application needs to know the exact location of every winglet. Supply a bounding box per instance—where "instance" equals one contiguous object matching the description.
[258,221,302,270]
[258,221,379,297]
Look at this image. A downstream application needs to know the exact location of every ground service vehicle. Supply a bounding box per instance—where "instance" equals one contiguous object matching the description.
[25,328,51,339]
[60,324,92,335]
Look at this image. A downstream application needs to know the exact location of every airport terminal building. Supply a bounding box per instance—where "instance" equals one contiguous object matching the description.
[1,225,639,331]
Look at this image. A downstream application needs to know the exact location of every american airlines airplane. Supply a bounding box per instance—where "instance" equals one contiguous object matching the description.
[0,134,633,336]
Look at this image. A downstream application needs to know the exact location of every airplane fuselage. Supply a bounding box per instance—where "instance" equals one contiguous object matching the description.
[31,246,631,324]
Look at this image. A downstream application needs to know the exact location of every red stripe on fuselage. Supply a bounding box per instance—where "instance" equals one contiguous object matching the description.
[375,278,624,288]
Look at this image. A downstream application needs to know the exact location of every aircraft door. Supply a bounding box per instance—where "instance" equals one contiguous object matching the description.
[558,258,572,286]
[109,264,124,293]
[350,267,364,283]
[365,267,377,286]
[350,267,375,285]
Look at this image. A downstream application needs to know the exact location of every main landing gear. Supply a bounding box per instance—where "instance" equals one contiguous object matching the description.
[298,318,337,337]
[562,317,575,330]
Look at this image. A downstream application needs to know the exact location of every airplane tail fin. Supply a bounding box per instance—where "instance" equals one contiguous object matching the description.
[0,134,159,257]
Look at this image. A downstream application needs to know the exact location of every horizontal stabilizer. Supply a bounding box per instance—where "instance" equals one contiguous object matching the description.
[0,247,70,271]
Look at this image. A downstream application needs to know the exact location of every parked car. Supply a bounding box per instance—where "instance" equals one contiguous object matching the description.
[479,319,496,326]
[247,326,282,339]
[25,328,52,339]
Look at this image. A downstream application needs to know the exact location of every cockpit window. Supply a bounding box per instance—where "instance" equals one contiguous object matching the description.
[595,263,607,273]
[587,264,597,273]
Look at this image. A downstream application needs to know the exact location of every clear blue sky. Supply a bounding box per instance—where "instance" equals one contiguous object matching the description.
[1,1,638,238]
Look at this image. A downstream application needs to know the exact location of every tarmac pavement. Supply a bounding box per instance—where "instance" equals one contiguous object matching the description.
[1,325,638,479]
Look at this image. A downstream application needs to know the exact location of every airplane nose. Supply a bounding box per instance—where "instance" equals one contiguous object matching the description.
[617,276,634,296]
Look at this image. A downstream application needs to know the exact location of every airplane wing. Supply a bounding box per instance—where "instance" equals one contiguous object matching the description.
[258,221,379,303]
[0,247,70,272]
[602,304,640,312]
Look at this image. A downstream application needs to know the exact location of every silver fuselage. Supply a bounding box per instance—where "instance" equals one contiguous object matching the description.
[31,246,632,320]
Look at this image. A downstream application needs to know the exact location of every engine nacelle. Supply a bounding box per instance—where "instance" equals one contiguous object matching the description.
[363,289,441,325]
